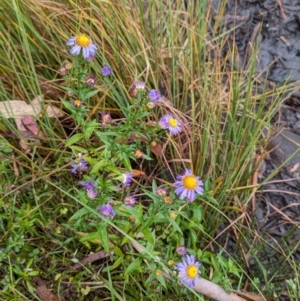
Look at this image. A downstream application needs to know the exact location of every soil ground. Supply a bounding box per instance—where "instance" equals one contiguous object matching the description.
[211,1,300,299]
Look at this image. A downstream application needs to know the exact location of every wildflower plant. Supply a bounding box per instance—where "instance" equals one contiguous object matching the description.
[43,28,241,300]
[0,1,296,300]
[60,34,218,288]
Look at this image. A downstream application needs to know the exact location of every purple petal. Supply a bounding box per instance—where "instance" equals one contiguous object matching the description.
[82,47,89,59]
[70,45,81,55]
[66,37,75,45]
[174,186,185,194]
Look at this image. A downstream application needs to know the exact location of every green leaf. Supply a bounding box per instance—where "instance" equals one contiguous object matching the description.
[95,130,117,137]
[61,99,75,111]
[211,274,222,284]
[139,216,155,232]
[111,256,124,270]
[27,271,39,276]
[113,246,124,257]
[121,236,131,246]
[78,231,102,245]
[211,254,219,272]
[82,89,100,101]
[90,159,107,174]
[65,133,84,147]
[121,154,132,171]
[119,206,143,225]
[83,120,98,141]
[204,179,211,192]
[125,257,142,276]
[105,165,122,175]
[193,205,202,223]
[156,274,167,288]
[189,228,198,246]
[205,194,219,206]
[142,228,155,245]
[166,217,183,235]
[121,222,132,235]
[69,207,90,221]
[69,145,88,153]
[145,271,156,287]
[98,225,109,253]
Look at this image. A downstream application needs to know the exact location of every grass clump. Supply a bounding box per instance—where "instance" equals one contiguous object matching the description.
[0,0,299,300]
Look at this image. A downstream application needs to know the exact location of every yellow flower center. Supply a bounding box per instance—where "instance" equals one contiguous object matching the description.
[102,114,111,123]
[134,150,143,158]
[76,34,91,47]
[164,196,172,204]
[186,264,198,279]
[169,212,177,219]
[73,99,82,108]
[182,175,197,190]
[128,216,135,222]
[168,118,177,127]
[155,269,162,276]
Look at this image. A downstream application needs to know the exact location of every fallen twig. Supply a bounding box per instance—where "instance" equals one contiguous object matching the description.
[276,0,286,19]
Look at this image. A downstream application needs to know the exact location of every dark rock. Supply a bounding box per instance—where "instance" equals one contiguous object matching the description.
[268,129,300,165]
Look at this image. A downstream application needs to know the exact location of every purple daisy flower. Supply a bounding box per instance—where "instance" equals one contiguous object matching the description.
[148,89,162,102]
[80,181,94,190]
[147,101,156,109]
[159,114,182,136]
[124,195,136,206]
[100,112,112,126]
[98,204,115,218]
[80,181,98,199]
[71,159,88,175]
[176,255,201,287]
[58,64,68,76]
[156,187,168,197]
[130,81,146,96]
[134,81,146,90]
[85,75,96,86]
[176,245,188,256]
[174,169,204,202]
[66,34,97,60]
[101,65,112,76]
[122,173,133,186]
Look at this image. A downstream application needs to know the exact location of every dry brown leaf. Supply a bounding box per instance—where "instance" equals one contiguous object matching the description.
[72,250,111,270]
[0,95,64,118]
[290,163,300,173]
[0,95,63,152]
[33,276,66,301]
[21,116,40,136]
[150,142,163,158]
[132,169,145,177]
[19,138,32,154]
